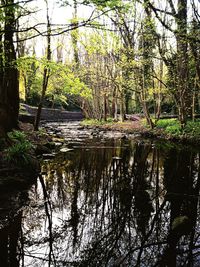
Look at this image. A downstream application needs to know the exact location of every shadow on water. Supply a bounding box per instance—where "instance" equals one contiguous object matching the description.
[2,134,200,266]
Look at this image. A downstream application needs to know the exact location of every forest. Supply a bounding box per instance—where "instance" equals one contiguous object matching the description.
[1,1,200,266]
[0,0,200,134]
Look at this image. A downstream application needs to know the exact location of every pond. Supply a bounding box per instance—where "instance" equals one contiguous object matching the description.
[1,122,200,267]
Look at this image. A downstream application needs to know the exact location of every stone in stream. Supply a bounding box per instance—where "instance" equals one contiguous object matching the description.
[112,157,122,160]
[54,142,63,147]
[42,153,56,160]
[60,147,74,153]
[77,126,84,130]
[35,144,51,155]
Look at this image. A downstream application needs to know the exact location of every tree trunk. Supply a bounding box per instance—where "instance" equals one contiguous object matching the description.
[111,87,118,120]
[34,0,51,130]
[176,0,190,126]
[71,0,79,67]
[0,0,19,136]
[103,93,107,122]
[119,89,125,122]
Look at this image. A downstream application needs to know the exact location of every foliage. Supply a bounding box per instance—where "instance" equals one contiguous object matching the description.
[156,119,180,129]
[17,56,91,108]
[155,119,200,138]
[2,0,199,134]
[7,130,28,143]
[4,131,33,166]
[155,119,181,135]
[165,125,182,135]
[184,120,200,136]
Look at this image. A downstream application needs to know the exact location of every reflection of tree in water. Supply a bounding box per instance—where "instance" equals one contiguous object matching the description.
[133,144,154,237]
[0,212,22,267]
[157,148,200,266]
[0,190,29,267]
[22,140,200,266]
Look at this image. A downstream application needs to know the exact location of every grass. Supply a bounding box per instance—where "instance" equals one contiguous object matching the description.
[81,118,115,126]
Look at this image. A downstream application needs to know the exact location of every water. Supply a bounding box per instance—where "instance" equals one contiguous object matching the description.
[1,122,200,266]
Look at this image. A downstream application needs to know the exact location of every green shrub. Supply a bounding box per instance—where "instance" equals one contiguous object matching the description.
[165,125,182,135]
[5,130,33,166]
[5,141,33,165]
[184,121,200,136]
[156,118,180,129]
[7,130,27,143]
[156,119,200,137]
[155,119,181,136]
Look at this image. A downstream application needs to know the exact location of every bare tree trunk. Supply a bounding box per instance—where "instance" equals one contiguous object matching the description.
[34,0,51,130]
[103,93,107,122]
[119,89,125,122]
[155,59,163,123]
[111,87,118,120]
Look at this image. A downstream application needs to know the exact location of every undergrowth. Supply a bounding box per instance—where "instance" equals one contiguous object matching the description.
[4,130,33,166]
[155,119,200,138]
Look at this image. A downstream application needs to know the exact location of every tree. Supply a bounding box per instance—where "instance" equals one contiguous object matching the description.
[0,0,19,136]
[34,0,52,131]
[137,0,155,128]
[176,0,190,125]
[144,0,194,125]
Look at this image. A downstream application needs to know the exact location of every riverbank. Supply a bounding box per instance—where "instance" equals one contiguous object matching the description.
[0,125,40,190]
[81,118,200,146]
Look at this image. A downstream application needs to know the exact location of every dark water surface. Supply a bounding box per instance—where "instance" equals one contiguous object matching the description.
[1,123,200,266]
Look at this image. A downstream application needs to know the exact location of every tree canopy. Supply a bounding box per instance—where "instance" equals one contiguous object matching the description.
[0,0,200,133]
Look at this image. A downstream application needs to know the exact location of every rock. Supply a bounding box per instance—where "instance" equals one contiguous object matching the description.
[54,142,63,147]
[67,141,83,148]
[56,134,63,138]
[52,137,65,143]
[43,142,56,150]
[121,134,127,139]
[60,147,74,153]
[42,153,55,159]
[91,130,99,136]
[35,144,51,155]
[77,126,84,130]
[54,129,61,134]
[19,114,35,124]
[112,157,122,160]
[171,216,191,233]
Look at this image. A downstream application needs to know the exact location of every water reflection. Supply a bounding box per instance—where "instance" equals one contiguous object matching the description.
[3,138,200,266]
[0,190,29,267]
